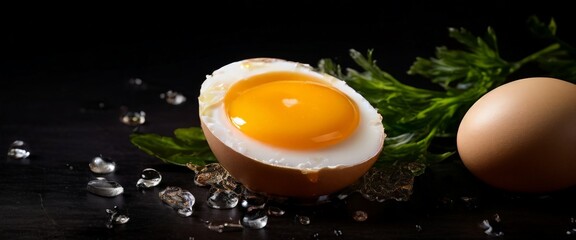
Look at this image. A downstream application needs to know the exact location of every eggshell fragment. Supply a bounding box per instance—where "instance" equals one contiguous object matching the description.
[457,77,576,193]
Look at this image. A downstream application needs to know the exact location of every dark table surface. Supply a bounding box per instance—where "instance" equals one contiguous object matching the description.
[2,2,576,239]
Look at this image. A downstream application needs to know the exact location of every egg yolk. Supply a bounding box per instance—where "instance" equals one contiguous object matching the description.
[224,71,360,150]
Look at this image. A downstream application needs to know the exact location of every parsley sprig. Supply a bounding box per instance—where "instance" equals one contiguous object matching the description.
[130,127,217,166]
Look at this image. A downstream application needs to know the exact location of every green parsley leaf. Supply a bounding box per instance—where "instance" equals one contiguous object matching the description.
[130,127,217,166]
[527,16,576,81]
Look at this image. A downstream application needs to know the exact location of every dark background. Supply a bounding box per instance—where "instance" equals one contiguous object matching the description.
[2,1,576,239]
[4,1,575,86]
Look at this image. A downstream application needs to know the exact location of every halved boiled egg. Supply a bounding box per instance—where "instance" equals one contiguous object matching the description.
[198,58,386,199]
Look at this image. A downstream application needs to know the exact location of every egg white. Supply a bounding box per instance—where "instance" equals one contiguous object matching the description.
[199,58,385,171]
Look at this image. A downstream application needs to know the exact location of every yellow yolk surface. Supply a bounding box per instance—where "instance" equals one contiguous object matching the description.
[224,71,360,150]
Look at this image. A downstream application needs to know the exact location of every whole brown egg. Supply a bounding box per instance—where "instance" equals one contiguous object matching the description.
[456,77,576,193]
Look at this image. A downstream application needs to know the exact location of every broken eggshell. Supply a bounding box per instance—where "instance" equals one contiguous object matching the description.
[198,58,386,200]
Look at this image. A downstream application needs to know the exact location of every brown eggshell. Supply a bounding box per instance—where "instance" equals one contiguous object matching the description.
[201,121,383,200]
[457,77,576,193]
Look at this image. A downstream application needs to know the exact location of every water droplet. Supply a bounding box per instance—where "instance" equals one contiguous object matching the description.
[415,224,423,232]
[480,213,504,237]
[311,232,320,239]
[136,168,162,189]
[178,207,194,217]
[333,229,343,236]
[241,194,267,211]
[296,215,311,225]
[120,110,146,126]
[159,186,195,217]
[160,90,187,105]
[207,186,239,209]
[7,140,30,160]
[105,206,130,229]
[352,210,368,222]
[66,163,75,170]
[241,209,268,229]
[89,155,116,174]
[127,78,147,91]
[566,217,576,235]
[205,221,244,233]
[87,178,124,197]
[460,196,479,209]
[266,206,285,216]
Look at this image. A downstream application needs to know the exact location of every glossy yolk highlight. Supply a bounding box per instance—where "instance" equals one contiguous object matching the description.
[224,71,359,150]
